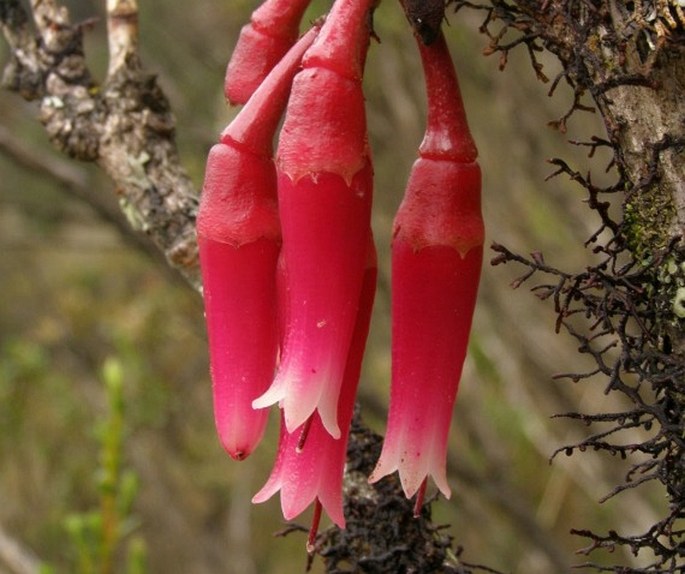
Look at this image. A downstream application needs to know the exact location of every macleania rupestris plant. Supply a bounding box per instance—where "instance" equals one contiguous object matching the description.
[196,27,319,461]
[224,0,312,105]
[253,239,377,546]
[369,29,484,511]
[252,0,377,440]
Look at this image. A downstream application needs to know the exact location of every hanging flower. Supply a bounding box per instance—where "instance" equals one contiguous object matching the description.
[197,27,319,460]
[224,0,313,105]
[252,0,377,439]
[253,240,376,539]
[369,30,483,509]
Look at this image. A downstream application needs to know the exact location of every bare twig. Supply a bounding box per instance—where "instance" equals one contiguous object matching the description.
[106,0,140,76]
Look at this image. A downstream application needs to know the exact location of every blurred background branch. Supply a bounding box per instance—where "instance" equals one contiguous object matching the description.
[0,124,176,279]
[0,523,41,574]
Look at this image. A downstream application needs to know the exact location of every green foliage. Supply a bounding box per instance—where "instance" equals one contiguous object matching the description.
[40,358,147,574]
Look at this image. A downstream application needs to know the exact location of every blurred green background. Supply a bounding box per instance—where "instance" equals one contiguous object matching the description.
[0,1,664,573]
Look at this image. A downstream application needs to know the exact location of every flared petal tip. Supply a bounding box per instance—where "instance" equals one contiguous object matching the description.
[369,454,452,500]
[251,384,285,410]
[262,367,341,438]
[323,423,341,441]
[316,390,343,440]
[280,495,316,524]
[318,491,346,529]
[432,472,452,500]
[283,497,346,530]
[367,457,396,486]
[288,407,340,440]
[252,481,280,505]
[398,471,437,501]
[325,507,345,529]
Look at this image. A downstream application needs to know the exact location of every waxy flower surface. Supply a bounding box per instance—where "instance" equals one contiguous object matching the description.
[224,0,313,105]
[369,31,483,502]
[253,242,376,528]
[200,0,484,539]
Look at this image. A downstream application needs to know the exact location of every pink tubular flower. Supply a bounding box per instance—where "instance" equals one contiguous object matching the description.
[252,0,377,439]
[369,31,484,503]
[224,0,312,105]
[253,239,377,530]
[196,27,319,460]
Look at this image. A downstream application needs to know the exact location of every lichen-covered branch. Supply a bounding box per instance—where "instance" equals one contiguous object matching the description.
[0,0,200,288]
[456,1,685,570]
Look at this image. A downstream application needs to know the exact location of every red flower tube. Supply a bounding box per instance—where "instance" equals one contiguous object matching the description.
[252,0,376,439]
[224,0,312,105]
[253,239,377,530]
[369,31,484,502]
[196,27,319,460]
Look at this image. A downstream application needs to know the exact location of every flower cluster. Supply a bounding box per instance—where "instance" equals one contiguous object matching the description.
[197,0,483,544]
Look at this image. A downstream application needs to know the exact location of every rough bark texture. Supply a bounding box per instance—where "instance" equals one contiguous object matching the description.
[318,411,470,573]
[1,0,684,572]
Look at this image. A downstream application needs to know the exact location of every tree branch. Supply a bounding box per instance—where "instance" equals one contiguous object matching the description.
[456,1,685,569]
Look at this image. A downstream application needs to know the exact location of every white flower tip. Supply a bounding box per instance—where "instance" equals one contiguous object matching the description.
[282,381,322,435]
[252,384,283,410]
[283,404,315,435]
[367,457,395,486]
[251,490,269,504]
[318,395,342,440]
[328,509,345,529]
[400,473,424,500]
[320,416,341,440]
[251,492,266,504]
[252,481,280,505]
[433,473,452,499]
